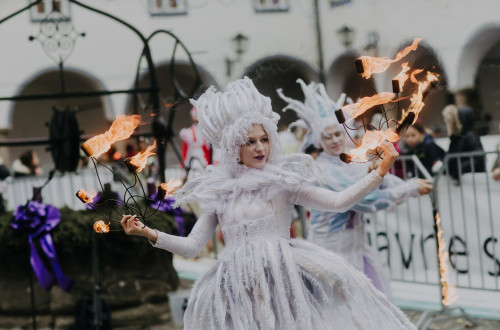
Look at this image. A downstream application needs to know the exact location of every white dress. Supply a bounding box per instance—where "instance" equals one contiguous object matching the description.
[152,162,416,329]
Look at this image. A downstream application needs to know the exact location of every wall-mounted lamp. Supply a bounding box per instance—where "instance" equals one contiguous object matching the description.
[337,25,354,49]
[225,33,249,77]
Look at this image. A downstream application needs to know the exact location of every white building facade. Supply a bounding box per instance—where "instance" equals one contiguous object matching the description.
[0,0,498,167]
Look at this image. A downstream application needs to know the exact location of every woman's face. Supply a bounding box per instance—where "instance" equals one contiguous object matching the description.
[321,125,345,156]
[240,124,270,169]
[403,126,424,148]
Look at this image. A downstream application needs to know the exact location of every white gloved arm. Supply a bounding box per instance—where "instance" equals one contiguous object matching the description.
[292,171,383,213]
[151,212,218,258]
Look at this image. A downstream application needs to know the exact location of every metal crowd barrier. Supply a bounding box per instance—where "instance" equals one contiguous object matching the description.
[363,151,500,293]
[2,166,187,211]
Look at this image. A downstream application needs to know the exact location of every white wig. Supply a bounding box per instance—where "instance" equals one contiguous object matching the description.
[191,77,281,169]
[277,79,348,149]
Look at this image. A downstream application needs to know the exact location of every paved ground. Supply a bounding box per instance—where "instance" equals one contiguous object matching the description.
[115,308,500,330]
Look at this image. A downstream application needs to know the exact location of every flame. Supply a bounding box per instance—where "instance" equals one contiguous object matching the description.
[393,62,411,92]
[160,179,183,197]
[129,141,157,172]
[81,115,141,158]
[347,128,399,162]
[399,70,439,125]
[341,92,403,119]
[76,189,96,204]
[358,38,422,79]
[93,220,110,234]
[435,212,458,306]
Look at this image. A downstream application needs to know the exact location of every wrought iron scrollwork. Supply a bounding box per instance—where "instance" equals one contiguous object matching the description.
[28,10,85,65]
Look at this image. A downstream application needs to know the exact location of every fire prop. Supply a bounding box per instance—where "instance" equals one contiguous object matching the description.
[76,115,183,234]
[434,212,457,306]
[336,38,439,164]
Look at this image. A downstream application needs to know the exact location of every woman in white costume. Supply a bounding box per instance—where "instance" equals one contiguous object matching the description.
[121,77,416,329]
[278,79,432,298]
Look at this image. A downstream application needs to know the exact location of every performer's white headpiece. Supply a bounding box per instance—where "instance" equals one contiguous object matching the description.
[191,77,281,168]
[277,79,348,149]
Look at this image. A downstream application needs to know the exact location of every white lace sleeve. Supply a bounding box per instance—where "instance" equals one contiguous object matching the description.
[150,212,218,258]
[292,170,384,213]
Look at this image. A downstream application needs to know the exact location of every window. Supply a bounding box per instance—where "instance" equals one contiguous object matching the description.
[253,0,290,13]
[330,0,352,8]
[149,0,187,16]
[30,0,70,22]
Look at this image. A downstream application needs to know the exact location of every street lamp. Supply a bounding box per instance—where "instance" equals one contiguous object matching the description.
[232,33,249,57]
[225,33,249,77]
[337,25,354,49]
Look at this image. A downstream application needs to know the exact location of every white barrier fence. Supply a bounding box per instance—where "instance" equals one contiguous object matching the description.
[365,152,500,292]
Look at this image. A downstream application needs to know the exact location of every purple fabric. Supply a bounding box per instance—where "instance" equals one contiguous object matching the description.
[86,192,123,210]
[149,192,188,237]
[363,256,383,293]
[11,201,73,291]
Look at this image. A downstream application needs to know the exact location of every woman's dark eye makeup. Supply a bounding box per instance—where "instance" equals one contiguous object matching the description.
[246,136,268,145]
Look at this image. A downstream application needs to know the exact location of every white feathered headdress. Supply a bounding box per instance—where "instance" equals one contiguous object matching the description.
[191,77,282,167]
[277,79,348,149]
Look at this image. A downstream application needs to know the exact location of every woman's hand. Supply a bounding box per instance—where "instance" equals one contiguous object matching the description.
[415,178,433,195]
[375,141,399,177]
[121,215,158,243]
[368,158,382,173]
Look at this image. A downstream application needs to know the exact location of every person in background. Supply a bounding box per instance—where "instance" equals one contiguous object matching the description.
[0,156,10,180]
[13,150,42,177]
[278,120,309,154]
[304,143,321,160]
[278,79,432,298]
[403,122,445,177]
[442,104,485,182]
[179,107,212,170]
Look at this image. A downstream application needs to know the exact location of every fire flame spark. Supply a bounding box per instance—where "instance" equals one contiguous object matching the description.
[399,70,439,125]
[129,141,157,173]
[435,212,458,306]
[348,128,399,163]
[76,189,96,204]
[341,92,404,119]
[93,220,110,234]
[160,179,183,198]
[81,115,141,158]
[358,38,422,79]
[393,62,411,92]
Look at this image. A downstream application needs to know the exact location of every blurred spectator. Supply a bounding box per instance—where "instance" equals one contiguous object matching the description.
[304,144,321,160]
[403,122,445,177]
[442,104,485,182]
[279,120,308,154]
[0,156,10,180]
[180,107,212,169]
[13,150,42,177]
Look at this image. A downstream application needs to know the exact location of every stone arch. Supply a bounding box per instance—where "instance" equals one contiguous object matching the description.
[463,26,500,134]
[7,68,112,168]
[125,61,219,165]
[327,51,378,102]
[457,24,500,89]
[387,40,449,135]
[243,55,319,129]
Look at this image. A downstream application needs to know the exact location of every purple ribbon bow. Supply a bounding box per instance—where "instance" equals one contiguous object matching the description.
[149,193,191,237]
[11,201,73,291]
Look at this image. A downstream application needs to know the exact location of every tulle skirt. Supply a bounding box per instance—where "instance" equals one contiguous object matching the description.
[182,236,415,330]
[308,223,393,298]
